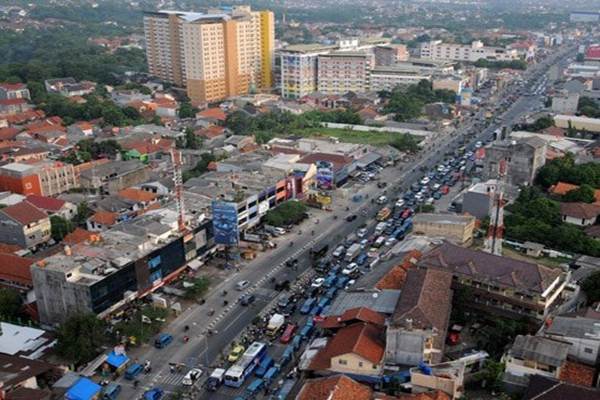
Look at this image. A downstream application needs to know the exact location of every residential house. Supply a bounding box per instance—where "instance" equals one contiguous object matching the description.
[195,125,226,141]
[296,375,373,400]
[560,202,600,226]
[25,195,77,220]
[196,107,227,126]
[224,135,256,152]
[375,251,421,290]
[44,78,96,97]
[386,268,453,366]
[140,179,174,196]
[0,127,20,141]
[0,354,62,399]
[0,252,35,297]
[308,322,386,377]
[543,316,600,365]
[154,97,178,118]
[0,201,50,249]
[550,182,600,205]
[117,188,159,212]
[317,307,386,331]
[79,160,150,195]
[502,335,587,390]
[418,242,569,321]
[67,121,95,137]
[86,211,118,232]
[0,99,32,116]
[0,83,30,101]
[522,375,600,400]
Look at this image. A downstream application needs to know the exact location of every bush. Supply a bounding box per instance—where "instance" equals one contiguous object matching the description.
[264,201,308,227]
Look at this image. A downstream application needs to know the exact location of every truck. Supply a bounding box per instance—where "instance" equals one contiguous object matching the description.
[266,314,285,336]
[206,368,225,391]
[344,243,361,262]
[376,207,391,221]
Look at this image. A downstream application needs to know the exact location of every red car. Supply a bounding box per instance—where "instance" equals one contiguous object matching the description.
[280,323,297,344]
[440,185,449,195]
[401,208,413,219]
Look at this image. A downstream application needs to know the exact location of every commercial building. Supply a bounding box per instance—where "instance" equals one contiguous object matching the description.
[79,160,150,195]
[373,44,409,66]
[143,6,274,104]
[317,52,374,95]
[279,44,337,99]
[32,206,213,326]
[369,66,431,92]
[419,242,569,321]
[483,137,547,187]
[552,91,580,115]
[412,213,476,245]
[555,114,600,133]
[419,40,519,63]
[0,161,78,197]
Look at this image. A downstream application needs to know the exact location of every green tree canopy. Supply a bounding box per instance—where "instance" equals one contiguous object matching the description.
[55,314,108,365]
[583,271,600,304]
[563,184,596,203]
[178,102,198,119]
[50,215,75,242]
[264,201,308,227]
[0,288,23,321]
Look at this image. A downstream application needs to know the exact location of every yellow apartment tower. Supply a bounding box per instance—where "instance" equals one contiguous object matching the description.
[143,6,274,105]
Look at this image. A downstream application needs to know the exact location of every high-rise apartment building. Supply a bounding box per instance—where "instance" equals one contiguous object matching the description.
[143,6,274,104]
[373,44,409,66]
[279,44,337,99]
[317,52,374,95]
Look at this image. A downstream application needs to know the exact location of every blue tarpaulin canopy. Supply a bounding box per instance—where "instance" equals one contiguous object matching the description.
[106,351,129,369]
[66,377,101,400]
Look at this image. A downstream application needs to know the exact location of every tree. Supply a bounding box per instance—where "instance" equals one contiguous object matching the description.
[184,277,211,300]
[264,201,307,227]
[390,134,420,153]
[563,184,595,203]
[225,110,254,135]
[178,102,198,119]
[50,215,74,242]
[0,288,23,320]
[55,314,108,365]
[583,271,600,304]
[181,127,201,150]
[73,201,92,226]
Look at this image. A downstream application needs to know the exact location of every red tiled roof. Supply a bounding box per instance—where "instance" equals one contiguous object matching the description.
[62,228,96,245]
[298,152,353,172]
[1,201,47,225]
[5,110,45,125]
[559,202,600,220]
[376,250,422,290]
[269,146,307,156]
[118,188,158,203]
[0,98,27,106]
[559,360,596,387]
[318,307,387,329]
[542,126,566,137]
[550,182,600,204]
[0,82,27,91]
[0,127,20,141]
[91,211,118,226]
[297,375,373,400]
[197,107,226,121]
[390,392,451,400]
[122,138,173,155]
[309,322,385,371]
[195,126,225,139]
[25,195,65,212]
[0,253,34,286]
[0,243,23,253]
[586,46,600,60]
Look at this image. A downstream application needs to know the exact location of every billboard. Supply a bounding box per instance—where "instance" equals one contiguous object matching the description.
[316,161,334,190]
[212,201,239,245]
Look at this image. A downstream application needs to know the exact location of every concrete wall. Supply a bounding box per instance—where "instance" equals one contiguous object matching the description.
[462,191,492,220]
[329,353,382,376]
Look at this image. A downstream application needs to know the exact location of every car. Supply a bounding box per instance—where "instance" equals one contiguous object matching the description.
[376,196,387,204]
[431,183,441,191]
[182,368,203,386]
[342,263,359,275]
[274,279,291,291]
[277,295,291,309]
[228,345,245,362]
[236,280,250,291]
[395,199,405,208]
[385,237,397,247]
[346,214,357,222]
[240,294,256,306]
[433,191,442,200]
[280,323,297,344]
[332,246,345,258]
[143,388,164,400]
[344,279,356,290]
[357,228,368,238]
[440,185,450,195]
[359,239,369,249]
[311,278,325,288]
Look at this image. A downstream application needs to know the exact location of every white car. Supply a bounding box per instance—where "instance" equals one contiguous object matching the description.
[359,239,369,249]
[420,177,430,185]
[376,195,388,204]
[344,279,356,290]
[311,278,325,288]
[395,199,405,208]
[431,183,441,191]
[236,280,250,291]
[385,237,397,247]
[332,245,345,258]
[182,368,203,386]
[357,228,368,238]
[342,263,358,275]
[425,197,434,205]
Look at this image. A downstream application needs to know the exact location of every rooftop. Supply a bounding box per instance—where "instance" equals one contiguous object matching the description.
[0,253,34,287]
[1,201,48,225]
[297,375,373,400]
[523,375,600,400]
[545,316,600,340]
[0,323,55,358]
[25,195,66,212]
[560,202,600,220]
[508,335,569,367]
[418,242,563,294]
[325,289,401,316]
[281,43,337,53]
[413,213,475,226]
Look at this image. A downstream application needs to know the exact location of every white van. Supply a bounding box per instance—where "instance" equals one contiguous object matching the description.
[332,245,346,258]
[182,368,203,386]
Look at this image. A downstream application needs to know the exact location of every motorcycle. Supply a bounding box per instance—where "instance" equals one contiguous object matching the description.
[208,309,215,316]
[223,300,229,306]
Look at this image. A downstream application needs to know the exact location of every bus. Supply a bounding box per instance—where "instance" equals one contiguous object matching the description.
[376,207,391,221]
[224,342,267,388]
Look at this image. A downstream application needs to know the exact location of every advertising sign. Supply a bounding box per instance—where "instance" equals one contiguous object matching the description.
[316,161,334,190]
[212,201,239,245]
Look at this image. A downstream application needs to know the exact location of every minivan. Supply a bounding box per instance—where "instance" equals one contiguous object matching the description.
[154,333,173,349]
[102,383,121,400]
[125,363,143,380]
[236,280,250,290]
[332,245,345,258]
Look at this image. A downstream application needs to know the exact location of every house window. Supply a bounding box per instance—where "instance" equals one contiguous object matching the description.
[338,359,347,365]
[585,348,594,354]
[358,362,363,367]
